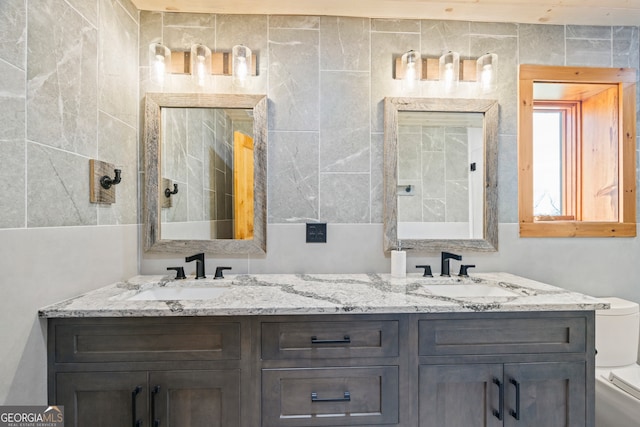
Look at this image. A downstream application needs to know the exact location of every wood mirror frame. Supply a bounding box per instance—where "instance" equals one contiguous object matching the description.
[383,97,499,252]
[143,93,267,254]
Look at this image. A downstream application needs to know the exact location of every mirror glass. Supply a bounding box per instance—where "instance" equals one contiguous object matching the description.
[144,93,267,254]
[160,107,255,241]
[384,97,499,252]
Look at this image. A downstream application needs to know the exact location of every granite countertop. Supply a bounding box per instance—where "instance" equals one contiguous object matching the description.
[38,272,608,318]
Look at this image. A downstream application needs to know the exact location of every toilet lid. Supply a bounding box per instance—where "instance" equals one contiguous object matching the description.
[608,365,640,399]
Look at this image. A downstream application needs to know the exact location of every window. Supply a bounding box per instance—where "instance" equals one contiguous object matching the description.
[518,65,636,237]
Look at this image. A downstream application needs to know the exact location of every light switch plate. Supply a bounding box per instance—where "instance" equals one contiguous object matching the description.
[306,223,327,243]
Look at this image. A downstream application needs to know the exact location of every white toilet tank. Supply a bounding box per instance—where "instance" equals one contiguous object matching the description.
[595,297,640,367]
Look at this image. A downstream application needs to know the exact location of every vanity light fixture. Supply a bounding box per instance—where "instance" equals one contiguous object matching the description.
[439,51,460,94]
[147,42,257,88]
[148,43,171,85]
[400,50,422,90]
[191,44,212,88]
[476,52,498,94]
[232,45,252,87]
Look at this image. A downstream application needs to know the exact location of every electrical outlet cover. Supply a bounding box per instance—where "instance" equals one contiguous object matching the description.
[306,223,327,243]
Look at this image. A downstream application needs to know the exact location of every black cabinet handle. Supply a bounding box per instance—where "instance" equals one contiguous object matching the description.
[310,335,351,344]
[151,385,161,427]
[492,378,504,420]
[311,391,351,402]
[131,386,142,427]
[509,378,521,420]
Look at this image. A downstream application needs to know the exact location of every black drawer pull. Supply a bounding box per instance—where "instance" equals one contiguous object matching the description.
[509,378,521,420]
[311,391,351,402]
[151,385,161,427]
[492,378,504,421]
[131,386,142,427]
[310,335,351,344]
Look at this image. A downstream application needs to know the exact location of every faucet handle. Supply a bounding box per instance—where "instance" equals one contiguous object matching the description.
[458,265,476,277]
[214,266,232,279]
[167,267,186,280]
[416,265,433,277]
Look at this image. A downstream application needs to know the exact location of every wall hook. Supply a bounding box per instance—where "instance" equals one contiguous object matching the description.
[165,183,178,198]
[100,169,122,189]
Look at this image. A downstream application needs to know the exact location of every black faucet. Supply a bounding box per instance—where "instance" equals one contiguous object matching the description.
[185,253,206,279]
[440,251,462,277]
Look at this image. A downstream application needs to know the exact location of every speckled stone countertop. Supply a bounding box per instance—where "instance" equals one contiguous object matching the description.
[38,272,608,318]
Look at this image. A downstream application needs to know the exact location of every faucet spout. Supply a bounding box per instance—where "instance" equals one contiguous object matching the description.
[440,251,462,277]
[185,252,206,279]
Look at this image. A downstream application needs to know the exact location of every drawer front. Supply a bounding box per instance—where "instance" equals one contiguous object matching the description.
[419,316,586,356]
[262,366,399,427]
[54,319,241,362]
[262,320,399,360]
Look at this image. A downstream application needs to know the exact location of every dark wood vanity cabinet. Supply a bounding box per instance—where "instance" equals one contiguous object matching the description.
[47,312,594,427]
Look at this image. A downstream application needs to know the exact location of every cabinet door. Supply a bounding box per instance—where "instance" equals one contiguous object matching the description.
[56,372,148,427]
[503,362,585,427]
[150,370,240,427]
[419,364,503,427]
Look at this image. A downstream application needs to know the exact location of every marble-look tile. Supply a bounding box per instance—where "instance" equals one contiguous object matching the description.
[370,133,384,224]
[96,112,137,225]
[497,133,517,223]
[215,168,226,221]
[518,24,565,65]
[163,108,188,184]
[65,0,98,28]
[613,27,640,69]
[421,20,470,57]
[164,26,216,52]
[470,22,517,36]
[567,25,612,40]
[139,11,162,71]
[27,0,98,157]
[269,15,319,29]
[27,143,96,227]
[164,12,215,27]
[100,0,138,127]
[445,180,469,222]
[422,127,445,151]
[445,130,468,181]
[423,198,445,222]
[372,18,420,33]
[422,151,445,199]
[268,28,319,131]
[398,180,422,222]
[0,59,25,141]
[186,108,205,159]
[398,133,421,180]
[268,131,319,222]
[0,139,25,228]
[566,39,612,67]
[319,173,370,223]
[371,32,421,133]
[0,0,26,70]
[320,71,370,173]
[320,16,370,71]
[116,0,138,24]
[188,156,204,222]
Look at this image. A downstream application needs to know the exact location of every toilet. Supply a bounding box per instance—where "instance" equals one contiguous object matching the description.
[595,297,640,427]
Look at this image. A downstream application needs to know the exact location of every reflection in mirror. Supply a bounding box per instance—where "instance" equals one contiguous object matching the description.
[397,111,484,240]
[384,97,498,252]
[160,107,254,241]
[144,93,267,254]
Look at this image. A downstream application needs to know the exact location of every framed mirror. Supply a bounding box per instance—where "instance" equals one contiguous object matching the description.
[383,97,498,252]
[144,93,267,254]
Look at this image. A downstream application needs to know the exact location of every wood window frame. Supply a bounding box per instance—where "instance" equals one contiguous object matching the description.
[518,65,636,237]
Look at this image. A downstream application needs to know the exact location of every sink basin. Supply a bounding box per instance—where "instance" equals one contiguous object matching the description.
[420,284,518,298]
[126,286,229,301]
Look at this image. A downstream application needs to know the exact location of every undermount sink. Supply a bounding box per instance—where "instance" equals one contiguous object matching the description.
[420,284,518,298]
[126,286,229,301]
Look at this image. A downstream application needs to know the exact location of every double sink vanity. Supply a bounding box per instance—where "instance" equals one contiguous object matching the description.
[40,272,605,427]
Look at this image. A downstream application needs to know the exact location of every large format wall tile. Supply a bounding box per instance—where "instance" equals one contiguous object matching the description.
[27,143,96,227]
[319,173,370,223]
[27,0,98,157]
[0,140,25,228]
[99,0,138,127]
[320,16,370,71]
[0,59,25,141]
[518,24,565,65]
[0,0,26,70]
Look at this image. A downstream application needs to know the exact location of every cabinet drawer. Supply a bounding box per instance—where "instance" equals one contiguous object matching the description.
[262,366,398,427]
[54,319,241,362]
[419,316,586,356]
[262,320,399,360]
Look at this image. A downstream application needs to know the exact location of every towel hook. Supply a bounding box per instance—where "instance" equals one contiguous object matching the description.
[100,169,121,189]
[165,183,179,198]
